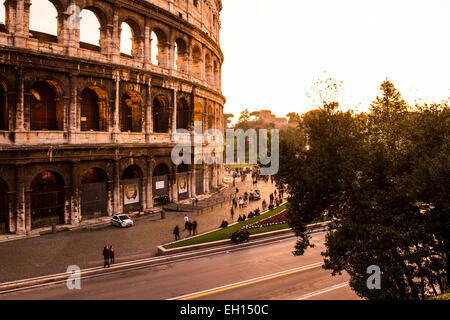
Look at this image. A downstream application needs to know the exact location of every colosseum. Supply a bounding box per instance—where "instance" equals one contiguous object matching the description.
[0,0,226,234]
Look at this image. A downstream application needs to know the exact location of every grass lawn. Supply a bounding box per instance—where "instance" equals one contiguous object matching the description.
[164,204,289,249]
[429,292,450,300]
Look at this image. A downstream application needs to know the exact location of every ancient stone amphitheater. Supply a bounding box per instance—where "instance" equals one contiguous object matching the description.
[0,0,225,234]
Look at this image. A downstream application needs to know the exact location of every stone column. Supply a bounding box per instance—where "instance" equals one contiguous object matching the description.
[143,18,151,70]
[145,81,152,142]
[111,5,120,63]
[171,89,177,135]
[172,165,178,203]
[13,0,26,47]
[100,24,113,56]
[70,161,80,225]
[112,72,120,141]
[146,157,153,209]
[68,74,77,143]
[15,164,25,235]
[66,0,80,56]
[14,67,24,132]
[113,159,121,214]
[5,0,17,35]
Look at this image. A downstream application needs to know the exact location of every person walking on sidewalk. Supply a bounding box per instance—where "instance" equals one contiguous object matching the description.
[195,197,199,208]
[184,214,189,230]
[109,245,115,265]
[230,206,235,220]
[103,246,110,268]
[192,220,198,235]
[173,225,180,241]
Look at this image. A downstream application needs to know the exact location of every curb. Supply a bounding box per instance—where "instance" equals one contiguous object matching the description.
[0,222,330,294]
[157,221,330,255]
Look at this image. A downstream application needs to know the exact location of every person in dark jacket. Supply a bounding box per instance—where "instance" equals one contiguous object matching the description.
[103,246,110,268]
[109,245,115,265]
[192,221,198,235]
[173,225,180,241]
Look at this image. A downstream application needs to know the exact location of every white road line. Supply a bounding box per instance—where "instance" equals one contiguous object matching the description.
[296,282,349,300]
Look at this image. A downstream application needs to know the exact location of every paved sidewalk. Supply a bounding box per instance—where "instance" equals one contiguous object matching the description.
[0,175,282,283]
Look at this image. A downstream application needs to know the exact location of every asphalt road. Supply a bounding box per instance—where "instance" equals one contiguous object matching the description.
[1,232,360,300]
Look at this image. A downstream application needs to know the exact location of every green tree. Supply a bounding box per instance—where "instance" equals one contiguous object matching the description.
[276,79,450,299]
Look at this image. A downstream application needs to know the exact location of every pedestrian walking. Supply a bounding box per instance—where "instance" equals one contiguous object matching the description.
[192,220,198,235]
[109,245,115,265]
[230,206,235,220]
[103,246,110,268]
[270,193,274,204]
[195,197,199,208]
[262,200,266,212]
[187,220,193,236]
[173,225,180,241]
[184,214,189,230]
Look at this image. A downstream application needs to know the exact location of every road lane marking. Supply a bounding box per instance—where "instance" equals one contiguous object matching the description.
[168,262,324,300]
[296,282,349,300]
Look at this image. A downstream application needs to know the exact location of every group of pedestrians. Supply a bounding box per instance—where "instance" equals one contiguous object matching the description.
[172,214,198,241]
[102,245,115,268]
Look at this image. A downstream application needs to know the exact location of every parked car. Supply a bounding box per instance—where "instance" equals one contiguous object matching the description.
[111,214,134,228]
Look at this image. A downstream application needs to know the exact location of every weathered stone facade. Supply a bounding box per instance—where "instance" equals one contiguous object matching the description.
[0,0,225,234]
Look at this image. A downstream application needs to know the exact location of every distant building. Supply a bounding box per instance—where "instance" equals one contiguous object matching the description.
[257,110,288,129]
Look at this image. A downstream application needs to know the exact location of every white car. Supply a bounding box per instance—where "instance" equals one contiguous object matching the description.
[111,214,134,228]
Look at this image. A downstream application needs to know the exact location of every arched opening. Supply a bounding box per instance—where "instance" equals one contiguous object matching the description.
[120,91,142,132]
[177,164,190,201]
[205,53,213,84]
[30,171,65,229]
[153,163,170,206]
[81,168,108,220]
[192,45,202,78]
[153,95,171,133]
[207,105,214,129]
[79,9,101,50]
[195,167,204,195]
[30,80,63,131]
[0,178,9,234]
[121,165,142,213]
[29,0,58,42]
[174,38,187,72]
[151,29,168,67]
[177,98,191,130]
[0,80,7,130]
[120,22,133,56]
[194,102,203,123]
[80,86,107,131]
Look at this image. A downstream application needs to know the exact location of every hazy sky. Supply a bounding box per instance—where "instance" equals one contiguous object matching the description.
[2,0,449,120]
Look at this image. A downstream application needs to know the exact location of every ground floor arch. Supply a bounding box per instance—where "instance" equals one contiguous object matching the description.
[81,168,108,220]
[121,165,143,213]
[0,178,9,233]
[30,171,65,229]
[153,163,170,206]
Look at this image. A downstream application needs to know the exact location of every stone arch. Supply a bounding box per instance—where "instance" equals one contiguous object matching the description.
[80,86,105,131]
[151,27,169,67]
[207,104,214,129]
[79,6,107,49]
[0,79,8,130]
[30,80,64,131]
[0,178,9,234]
[205,52,213,83]
[177,97,191,130]
[120,90,142,132]
[119,17,143,57]
[29,0,59,40]
[153,94,171,133]
[174,37,188,72]
[194,102,203,122]
[121,164,143,213]
[192,45,202,78]
[80,167,108,219]
[153,163,170,206]
[30,170,65,229]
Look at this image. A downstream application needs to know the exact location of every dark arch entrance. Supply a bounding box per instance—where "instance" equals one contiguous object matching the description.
[120,91,142,132]
[81,168,108,220]
[153,95,171,133]
[0,81,7,130]
[30,80,63,131]
[195,167,204,195]
[30,171,65,229]
[121,165,142,213]
[177,98,191,130]
[81,88,100,131]
[153,163,170,206]
[0,179,9,234]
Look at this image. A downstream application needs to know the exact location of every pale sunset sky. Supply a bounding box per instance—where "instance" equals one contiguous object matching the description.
[2,0,449,120]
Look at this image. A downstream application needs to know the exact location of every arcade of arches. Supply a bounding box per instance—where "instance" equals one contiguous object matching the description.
[0,159,223,234]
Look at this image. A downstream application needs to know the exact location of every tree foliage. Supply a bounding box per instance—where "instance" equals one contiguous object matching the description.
[276,79,450,299]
